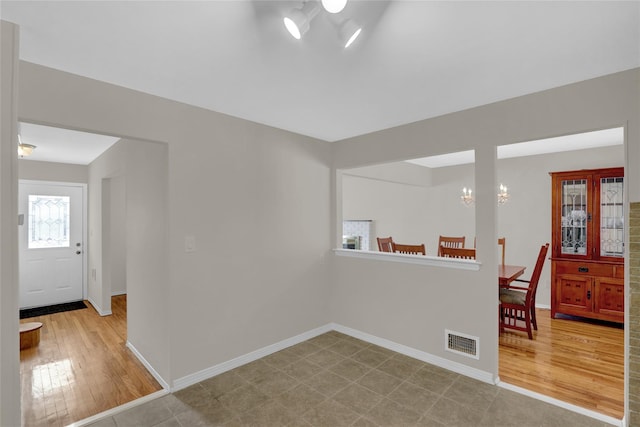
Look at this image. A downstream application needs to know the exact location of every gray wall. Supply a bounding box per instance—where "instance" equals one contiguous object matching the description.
[17,61,333,386]
[88,139,161,316]
[88,139,126,315]
[332,68,639,382]
[18,159,88,183]
[0,20,20,427]
[109,174,126,296]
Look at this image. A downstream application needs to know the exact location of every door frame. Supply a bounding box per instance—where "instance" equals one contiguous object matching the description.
[19,179,88,301]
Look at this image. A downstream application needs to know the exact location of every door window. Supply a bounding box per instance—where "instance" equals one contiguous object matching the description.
[28,195,71,249]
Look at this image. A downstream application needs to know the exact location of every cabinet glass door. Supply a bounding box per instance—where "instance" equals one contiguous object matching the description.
[600,176,624,257]
[561,179,588,255]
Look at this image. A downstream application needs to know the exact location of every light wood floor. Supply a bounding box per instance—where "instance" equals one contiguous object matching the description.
[20,295,162,427]
[499,308,624,420]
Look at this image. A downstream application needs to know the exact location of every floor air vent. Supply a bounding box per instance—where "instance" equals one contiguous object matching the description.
[445,329,479,360]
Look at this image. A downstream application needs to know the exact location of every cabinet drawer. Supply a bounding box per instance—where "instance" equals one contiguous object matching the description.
[554,261,622,278]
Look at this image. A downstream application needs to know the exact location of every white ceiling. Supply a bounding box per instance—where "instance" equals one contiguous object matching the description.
[407,127,625,168]
[18,123,120,165]
[2,1,639,162]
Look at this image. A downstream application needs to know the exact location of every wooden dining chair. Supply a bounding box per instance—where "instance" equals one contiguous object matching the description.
[499,243,549,339]
[437,235,466,257]
[439,246,476,259]
[377,236,394,252]
[392,242,426,255]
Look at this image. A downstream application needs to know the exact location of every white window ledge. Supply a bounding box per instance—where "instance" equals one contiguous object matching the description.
[333,249,481,271]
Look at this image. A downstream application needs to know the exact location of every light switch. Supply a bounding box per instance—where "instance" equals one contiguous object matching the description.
[185,236,196,253]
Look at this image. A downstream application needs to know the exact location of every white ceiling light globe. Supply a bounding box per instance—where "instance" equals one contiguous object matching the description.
[321,0,347,14]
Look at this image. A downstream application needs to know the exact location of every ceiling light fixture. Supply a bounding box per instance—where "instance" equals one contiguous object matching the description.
[339,18,362,48]
[17,134,36,158]
[284,1,321,40]
[321,0,347,14]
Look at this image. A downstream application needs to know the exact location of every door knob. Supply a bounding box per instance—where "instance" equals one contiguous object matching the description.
[76,251,81,255]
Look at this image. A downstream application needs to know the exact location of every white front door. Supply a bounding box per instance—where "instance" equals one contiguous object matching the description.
[19,181,85,309]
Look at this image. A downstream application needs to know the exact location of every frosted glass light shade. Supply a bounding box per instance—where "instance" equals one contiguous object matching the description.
[18,143,36,157]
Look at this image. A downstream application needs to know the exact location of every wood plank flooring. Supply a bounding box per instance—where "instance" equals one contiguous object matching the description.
[499,308,624,420]
[20,295,162,427]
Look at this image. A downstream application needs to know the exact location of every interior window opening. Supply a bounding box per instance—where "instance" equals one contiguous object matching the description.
[340,149,476,259]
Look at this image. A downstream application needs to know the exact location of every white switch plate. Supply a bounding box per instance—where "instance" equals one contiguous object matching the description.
[185,236,196,253]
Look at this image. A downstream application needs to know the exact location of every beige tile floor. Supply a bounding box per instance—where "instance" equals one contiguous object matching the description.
[87,331,613,427]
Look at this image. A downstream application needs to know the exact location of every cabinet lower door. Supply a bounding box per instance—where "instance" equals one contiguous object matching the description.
[556,275,592,316]
[594,278,624,321]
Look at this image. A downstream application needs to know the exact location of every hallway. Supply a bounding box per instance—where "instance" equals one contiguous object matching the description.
[20,295,162,426]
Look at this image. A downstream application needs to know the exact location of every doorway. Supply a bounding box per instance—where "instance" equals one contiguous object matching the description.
[16,124,168,425]
[18,180,86,309]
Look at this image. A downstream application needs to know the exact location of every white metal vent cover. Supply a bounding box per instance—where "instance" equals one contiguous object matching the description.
[445,329,479,360]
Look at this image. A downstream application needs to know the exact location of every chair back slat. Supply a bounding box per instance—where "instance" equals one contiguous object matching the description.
[525,243,549,305]
[438,236,465,257]
[439,246,476,259]
[392,242,426,255]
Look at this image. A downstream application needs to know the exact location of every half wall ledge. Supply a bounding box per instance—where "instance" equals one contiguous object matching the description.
[333,249,482,271]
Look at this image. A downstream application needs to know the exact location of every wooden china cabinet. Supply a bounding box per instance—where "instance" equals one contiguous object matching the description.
[550,167,624,323]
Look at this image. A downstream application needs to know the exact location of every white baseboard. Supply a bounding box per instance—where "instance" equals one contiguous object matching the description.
[173,322,494,392]
[65,389,168,427]
[86,297,112,316]
[172,324,333,391]
[111,291,127,296]
[497,381,623,427]
[535,303,551,310]
[331,323,495,385]
[126,341,170,390]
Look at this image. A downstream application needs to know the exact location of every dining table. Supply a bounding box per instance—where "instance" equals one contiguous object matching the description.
[498,264,526,287]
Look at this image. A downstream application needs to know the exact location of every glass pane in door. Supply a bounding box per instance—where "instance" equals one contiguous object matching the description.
[28,195,71,249]
[601,176,624,257]
[561,179,587,255]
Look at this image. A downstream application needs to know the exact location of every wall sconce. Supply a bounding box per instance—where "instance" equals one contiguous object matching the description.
[461,187,474,206]
[461,184,510,207]
[498,184,510,205]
